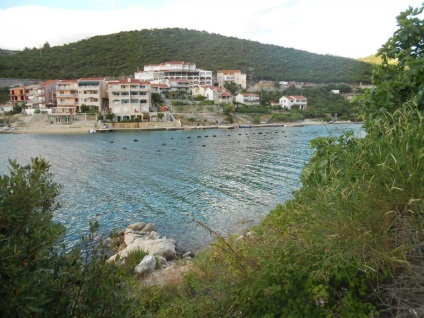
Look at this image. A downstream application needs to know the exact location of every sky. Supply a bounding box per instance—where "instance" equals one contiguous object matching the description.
[0,0,422,59]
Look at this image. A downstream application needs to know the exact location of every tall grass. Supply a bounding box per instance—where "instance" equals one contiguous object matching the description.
[152,103,423,317]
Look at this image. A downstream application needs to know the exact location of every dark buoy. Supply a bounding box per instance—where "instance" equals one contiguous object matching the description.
[134,139,138,142]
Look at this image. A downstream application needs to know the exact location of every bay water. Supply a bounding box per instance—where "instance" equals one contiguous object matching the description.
[0,124,362,251]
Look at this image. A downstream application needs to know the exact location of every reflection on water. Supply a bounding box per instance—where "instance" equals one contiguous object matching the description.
[0,124,362,251]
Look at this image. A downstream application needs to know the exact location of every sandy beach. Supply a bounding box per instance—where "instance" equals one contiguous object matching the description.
[2,114,358,135]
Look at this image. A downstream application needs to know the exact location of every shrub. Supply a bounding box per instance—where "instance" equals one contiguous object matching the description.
[123,248,149,273]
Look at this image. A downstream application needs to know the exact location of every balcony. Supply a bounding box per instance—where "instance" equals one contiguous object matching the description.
[57,93,78,97]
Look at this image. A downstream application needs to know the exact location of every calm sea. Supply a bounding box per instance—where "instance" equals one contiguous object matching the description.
[0,124,362,251]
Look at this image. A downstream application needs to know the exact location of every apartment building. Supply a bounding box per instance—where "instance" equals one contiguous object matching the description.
[217,70,247,89]
[134,61,213,89]
[55,80,79,114]
[25,80,58,109]
[78,78,107,112]
[107,78,151,121]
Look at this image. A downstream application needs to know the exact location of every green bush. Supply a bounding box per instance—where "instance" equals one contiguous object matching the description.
[0,158,148,317]
[123,248,149,273]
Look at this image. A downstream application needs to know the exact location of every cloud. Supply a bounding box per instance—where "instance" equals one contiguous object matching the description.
[0,0,422,58]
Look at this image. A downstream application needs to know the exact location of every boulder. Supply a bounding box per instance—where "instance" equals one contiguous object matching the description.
[124,232,141,245]
[127,222,146,231]
[120,237,177,260]
[134,255,156,275]
[144,223,157,232]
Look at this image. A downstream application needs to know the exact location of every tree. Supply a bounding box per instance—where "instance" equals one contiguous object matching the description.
[0,158,63,315]
[223,82,241,95]
[151,92,163,104]
[0,158,140,317]
[361,4,424,124]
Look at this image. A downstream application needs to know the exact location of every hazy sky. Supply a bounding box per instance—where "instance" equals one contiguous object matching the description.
[0,0,422,59]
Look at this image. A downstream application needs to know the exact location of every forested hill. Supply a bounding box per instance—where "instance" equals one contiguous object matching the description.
[0,28,372,83]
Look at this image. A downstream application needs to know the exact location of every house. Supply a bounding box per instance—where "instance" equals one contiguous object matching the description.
[279,95,307,110]
[192,85,214,98]
[205,86,233,104]
[107,78,151,122]
[78,78,107,112]
[217,70,247,89]
[235,93,260,106]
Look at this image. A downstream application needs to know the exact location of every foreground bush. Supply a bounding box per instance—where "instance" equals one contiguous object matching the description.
[0,158,157,317]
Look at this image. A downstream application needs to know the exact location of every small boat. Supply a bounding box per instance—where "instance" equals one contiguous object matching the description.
[89,129,97,134]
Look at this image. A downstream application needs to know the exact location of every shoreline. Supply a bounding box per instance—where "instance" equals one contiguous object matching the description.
[3,120,362,135]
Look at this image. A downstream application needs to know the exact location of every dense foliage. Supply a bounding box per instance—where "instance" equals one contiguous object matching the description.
[149,5,424,317]
[0,158,159,317]
[0,28,372,83]
[0,5,422,317]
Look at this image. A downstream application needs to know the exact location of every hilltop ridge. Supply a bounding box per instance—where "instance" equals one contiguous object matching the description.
[0,28,372,83]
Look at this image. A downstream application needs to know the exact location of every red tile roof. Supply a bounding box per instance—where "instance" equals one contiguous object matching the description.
[284,95,307,100]
[58,79,78,83]
[41,79,57,87]
[218,70,241,74]
[151,83,170,88]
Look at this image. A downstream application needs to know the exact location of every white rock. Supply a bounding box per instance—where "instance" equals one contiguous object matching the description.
[124,232,141,245]
[134,255,156,275]
[144,223,157,232]
[120,237,177,260]
[149,231,161,239]
[127,222,146,231]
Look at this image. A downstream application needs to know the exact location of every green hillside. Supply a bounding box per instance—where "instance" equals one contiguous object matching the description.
[0,28,372,83]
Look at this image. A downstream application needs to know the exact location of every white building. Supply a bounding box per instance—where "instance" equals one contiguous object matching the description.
[235,93,260,106]
[107,78,151,121]
[279,95,307,110]
[134,61,213,89]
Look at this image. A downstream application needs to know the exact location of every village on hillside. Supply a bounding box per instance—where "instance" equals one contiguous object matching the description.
[0,61,367,132]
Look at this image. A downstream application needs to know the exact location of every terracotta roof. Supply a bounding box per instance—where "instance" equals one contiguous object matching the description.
[218,70,241,74]
[58,79,78,83]
[284,95,307,100]
[220,92,233,96]
[242,93,259,97]
[151,83,170,88]
[41,80,57,87]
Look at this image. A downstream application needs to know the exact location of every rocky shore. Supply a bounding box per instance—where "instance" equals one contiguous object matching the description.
[108,222,195,285]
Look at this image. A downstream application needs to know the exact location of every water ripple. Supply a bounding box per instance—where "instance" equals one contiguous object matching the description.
[0,124,363,250]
